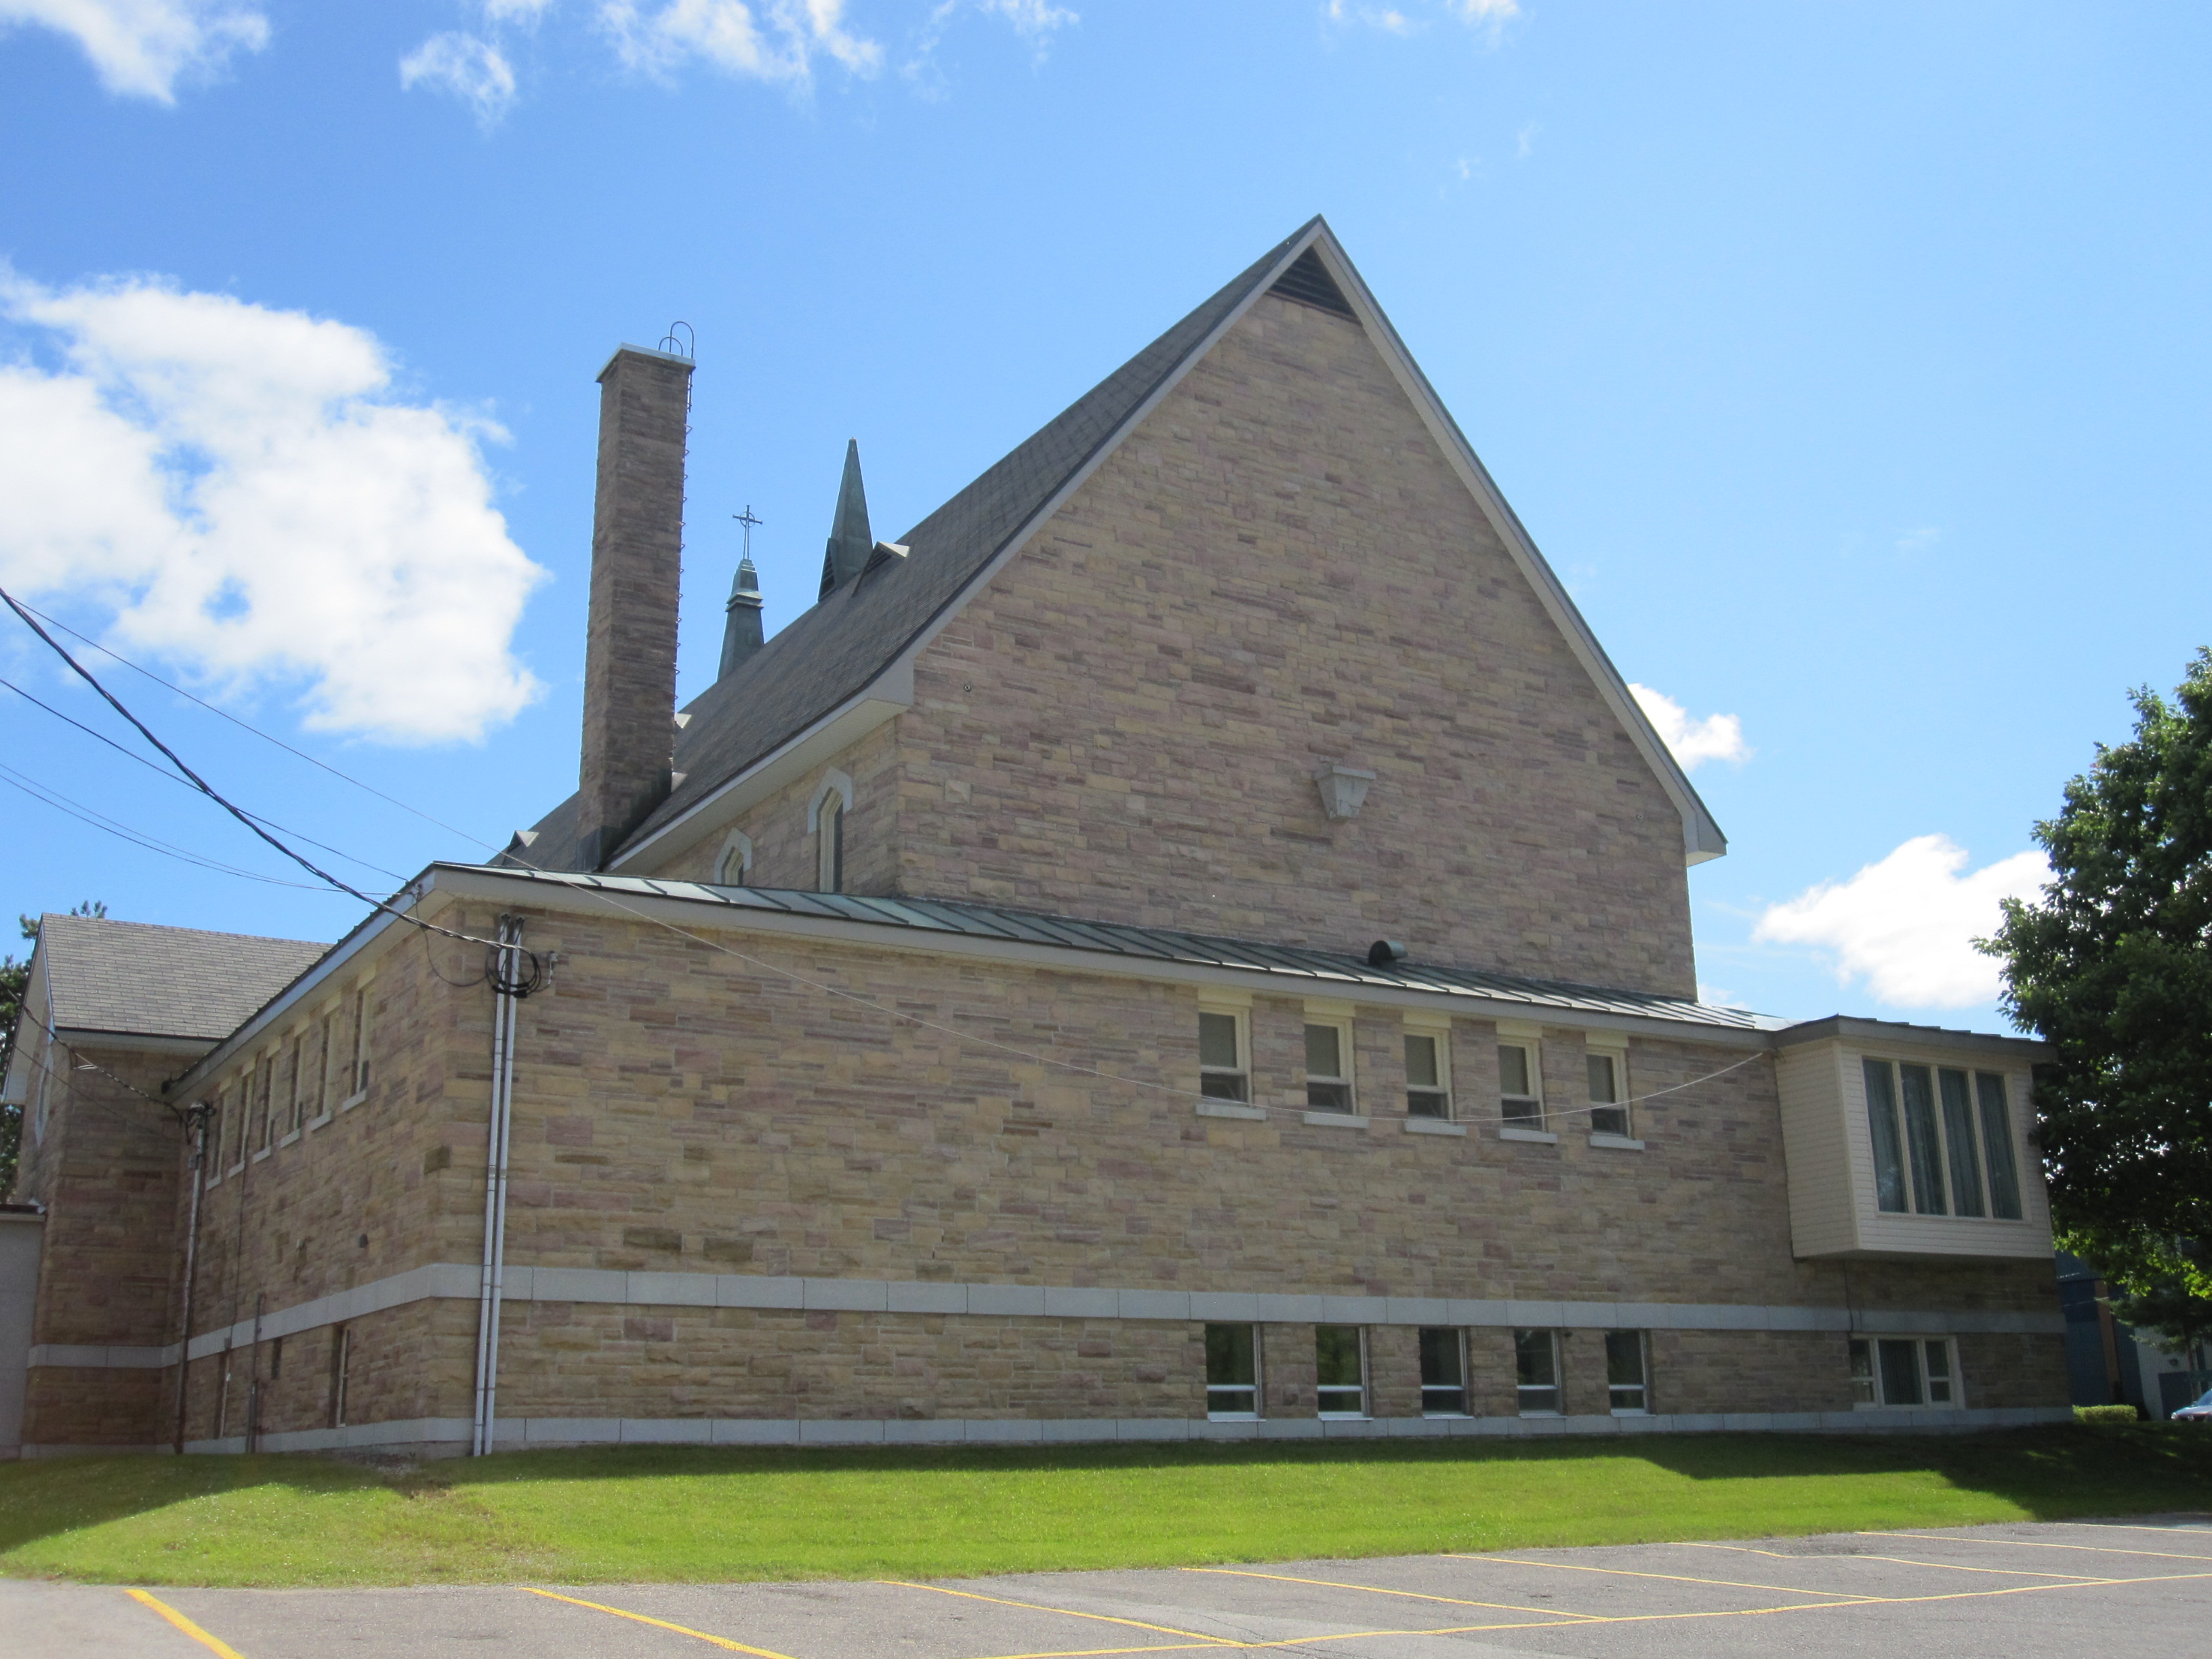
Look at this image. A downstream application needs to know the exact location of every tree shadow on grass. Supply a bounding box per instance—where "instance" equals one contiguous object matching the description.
[0,1453,409,1561]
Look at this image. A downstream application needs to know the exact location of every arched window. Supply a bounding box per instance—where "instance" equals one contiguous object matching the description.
[808,770,853,894]
[714,830,754,886]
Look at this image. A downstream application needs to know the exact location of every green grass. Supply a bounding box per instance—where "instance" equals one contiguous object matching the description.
[2,1425,2207,1589]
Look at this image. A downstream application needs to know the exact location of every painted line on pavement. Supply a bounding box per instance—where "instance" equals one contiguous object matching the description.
[881,1580,1239,1644]
[1866,1532,2212,1563]
[525,1587,800,1658]
[1183,1565,1604,1619]
[1441,1553,1869,1599]
[125,1589,247,1659]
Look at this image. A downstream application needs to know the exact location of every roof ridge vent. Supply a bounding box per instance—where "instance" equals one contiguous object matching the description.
[1269,247,1357,320]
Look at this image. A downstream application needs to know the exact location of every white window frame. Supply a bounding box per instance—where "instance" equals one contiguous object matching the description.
[1497,1023,1545,1133]
[1403,1016,1452,1120]
[1586,1040,1633,1144]
[808,770,854,895]
[1197,992,1252,1109]
[1418,1326,1469,1417]
[1302,1002,1357,1117]
[1205,1322,1262,1420]
[1315,1324,1368,1418]
[1515,1328,1562,1415]
[1850,1334,1961,1409]
[253,1054,276,1159]
[1605,1329,1650,1414]
[340,984,372,1109]
[714,829,754,886]
[1862,1057,2025,1222]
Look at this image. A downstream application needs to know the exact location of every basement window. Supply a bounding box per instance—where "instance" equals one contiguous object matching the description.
[1206,1322,1261,1418]
[1850,1336,1959,1408]
[1515,1328,1561,1414]
[1605,1330,1650,1414]
[1199,1010,1250,1103]
[1315,1325,1367,1417]
[1419,1328,1468,1416]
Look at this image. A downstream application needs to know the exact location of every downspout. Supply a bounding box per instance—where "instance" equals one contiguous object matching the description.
[470,915,525,1456]
[171,1103,211,1455]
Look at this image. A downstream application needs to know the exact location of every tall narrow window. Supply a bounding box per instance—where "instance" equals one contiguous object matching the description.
[329,1324,350,1427]
[1587,1051,1629,1137]
[1405,1032,1450,1119]
[1923,1340,1954,1404]
[312,1015,333,1120]
[1605,1330,1648,1412]
[1199,1010,1249,1103]
[1514,1328,1560,1414]
[1305,1021,1353,1113]
[1898,1063,1948,1214]
[1864,1059,1908,1212]
[1937,1069,1986,1217]
[1315,1326,1366,1416]
[1206,1323,1259,1417]
[348,988,371,1097]
[1977,1072,2024,1220]
[255,1060,274,1151]
[284,1036,305,1135]
[1418,1328,1467,1415]
[1499,1043,1542,1127]
[817,794,844,892]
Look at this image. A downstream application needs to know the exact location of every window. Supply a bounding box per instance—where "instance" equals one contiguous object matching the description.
[1206,1323,1260,1417]
[817,794,844,892]
[1499,1042,1542,1127]
[1315,1325,1366,1416]
[1605,1330,1649,1413]
[1199,1010,1250,1103]
[1587,1050,1629,1137]
[284,1036,306,1136]
[310,1015,333,1120]
[715,830,754,886]
[1419,1328,1467,1415]
[329,1325,350,1427]
[1405,1031,1451,1119]
[345,987,371,1099]
[1515,1328,1560,1414]
[255,1059,274,1152]
[1305,1020,1354,1113]
[1864,1060,2023,1220]
[1850,1336,1959,1408]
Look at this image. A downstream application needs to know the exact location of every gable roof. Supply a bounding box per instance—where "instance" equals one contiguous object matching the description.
[31,914,328,1044]
[521,218,1725,872]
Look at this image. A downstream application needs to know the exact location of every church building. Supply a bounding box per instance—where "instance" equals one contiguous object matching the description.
[2,220,2067,1458]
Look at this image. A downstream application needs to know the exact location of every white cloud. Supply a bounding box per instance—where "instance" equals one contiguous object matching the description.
[0,272,545,745]
[401,30,518,126]
[1515,120,1538,159]
[0,0,266,101]
[975,0,1074,41]
[482,0,555,20]
[1629,682,1751,771]
[1753,835,2049,1008]
[1324,0,1514,33]
[599,0,881,82]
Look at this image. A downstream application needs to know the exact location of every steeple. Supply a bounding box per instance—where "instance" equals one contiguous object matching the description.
[718,555,764,678]
[818,439,874,599]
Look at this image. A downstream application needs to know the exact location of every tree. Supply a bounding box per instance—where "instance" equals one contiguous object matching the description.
[1988,649,2212,1354]
[0,901,106,1202]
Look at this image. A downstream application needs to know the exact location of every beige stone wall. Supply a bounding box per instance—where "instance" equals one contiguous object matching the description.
[649,720,902,895]
[889,291,1698,997]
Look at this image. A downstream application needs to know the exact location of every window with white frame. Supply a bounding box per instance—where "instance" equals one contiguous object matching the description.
[817,794,845,892]
[310,1014,332,1120]
[1587,1048,1629,1137]
[346,987,372,1099]
[1404,1027,1451,1119]
[1305,1017,1355,1113]
[1315,1325,1366,1416]
[1863,1059,2024,1221]
[1515,1328,1561,1414]
[1849,1336,1959,1408]
[1198,1008,1250,1103]
[715,830,754,886]
[255,1057,275,1152]
[1419,1328,1467,1415]
[1206,1322,1260,1417]
[284,1035,306,1136]
[1605,1330,1650,1412]
[1499,1040,1542,1127]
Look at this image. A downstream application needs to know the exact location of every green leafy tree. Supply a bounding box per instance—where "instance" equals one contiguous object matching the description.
[0,901,106,1202]
[1989,649,2212,1354]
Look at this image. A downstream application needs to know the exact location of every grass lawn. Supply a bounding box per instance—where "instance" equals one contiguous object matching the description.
[1,1424,2207,1589]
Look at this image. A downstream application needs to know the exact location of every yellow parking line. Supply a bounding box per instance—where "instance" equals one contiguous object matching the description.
[2075,1521,2212,1536]
[1442,1552,1865,1600]
[1845,1553,2106,1580]
[880,1580,1239,1644]
[1868,1532,2212,1563]
[1183,1565,1604,1620]
[524,1588,800,1658]
[125,1590,247,1659]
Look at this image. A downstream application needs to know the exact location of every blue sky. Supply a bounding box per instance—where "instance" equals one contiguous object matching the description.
[2,1,2207,1036]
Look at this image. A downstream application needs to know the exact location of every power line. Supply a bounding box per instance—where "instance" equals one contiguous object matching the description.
[0,763,335,892]
[1,587,527,958]
[8,596,501,853]
[0,676,409,882]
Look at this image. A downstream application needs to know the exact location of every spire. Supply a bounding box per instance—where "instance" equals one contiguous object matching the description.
[718,555,764,679]
[818,438,874,599]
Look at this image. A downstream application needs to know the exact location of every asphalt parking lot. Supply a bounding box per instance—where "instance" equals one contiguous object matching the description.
[9,1517,2209,1658]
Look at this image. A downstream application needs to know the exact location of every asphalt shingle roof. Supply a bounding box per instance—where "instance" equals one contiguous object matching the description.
[519,220,1319,871]
[36,914,328,1042]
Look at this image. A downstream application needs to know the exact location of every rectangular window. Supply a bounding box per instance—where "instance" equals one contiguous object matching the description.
[1514,1328,1560,1414]
[1605,1330,1648,1413]
[329,1325,350,1428]
[1864,1059,1908,1212]
[1499,1043,1542,1127]
[1305,1021,1353,1113]
[312,1015,333,1120]
[1206,1323,1259,1417]
[1587,1051,1628,1137]
[1404,1032,1450,1119]
[1976,1072,2024,1220]
[1937,1069,1986,1217]
[1849,1335,1960,1408]
[255,1059,274,1151]
[1315,1325,1366,1416]
[818,796,844,893]
[284,1036,306,1135]
[1198,1010,1249,1103]
[1418,1328,1467,1415]
[1898,1063,1948,1214]
[348,988,371,1097]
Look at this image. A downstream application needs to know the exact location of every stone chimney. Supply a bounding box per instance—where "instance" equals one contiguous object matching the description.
[577,344,693,870]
